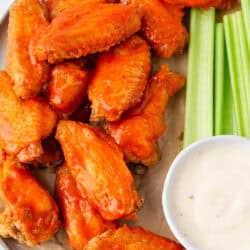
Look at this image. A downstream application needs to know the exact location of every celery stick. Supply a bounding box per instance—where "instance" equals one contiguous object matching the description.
[236,11,250,133]
[184,8,215,147]
[214,23,236,135]
[224,13,250,137]
[214,23,224,135]
[241,0,250,53]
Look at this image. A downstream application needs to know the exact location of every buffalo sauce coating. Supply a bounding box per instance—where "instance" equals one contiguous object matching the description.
[88,35,151,122]
[56,121,142,221]
[56,164,116,250]
[0,155,59,246]
[105,65,185,167]
[47,63,88,115]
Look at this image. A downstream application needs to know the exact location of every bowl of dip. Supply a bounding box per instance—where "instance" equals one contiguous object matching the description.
[162,135,250,250]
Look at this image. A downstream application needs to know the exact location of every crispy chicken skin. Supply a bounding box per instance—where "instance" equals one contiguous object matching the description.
[56,164,116,250]
[0,72,57,163]
[56,121,142,220]
[121,0,188,58]
[84,225,184,250]
[47,63,88,116]
[6,0,49,99]
[45,0,117,19]
[0,153,59,246]
[162,0,237,9]
[106,65,185,167]
[34,3,141,63]
[89,35,151,122]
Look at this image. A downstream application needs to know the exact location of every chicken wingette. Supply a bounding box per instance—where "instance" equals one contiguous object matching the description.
[6,0,49,99]
[121,0,188,58]
[56,121,142,220]
[84,225,184,250]
[0,72,57,163]
[105,65,185,167]
[33,3,141,63]
[88,35,151,122]
[0,153,59,246]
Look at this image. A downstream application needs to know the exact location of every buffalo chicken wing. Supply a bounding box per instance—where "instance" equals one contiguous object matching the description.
[84,225,184,250]
[56,121,142,221]
[56,164,116,250]
[0,72,57,163]
[88,35,151,122]
[34,3,141,63]
[106,65,185,167]
[6,0,49,99]
[121,0,188,58]
[0,153,59,246]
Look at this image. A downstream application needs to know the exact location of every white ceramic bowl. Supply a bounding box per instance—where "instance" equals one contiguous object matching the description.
[162,135,250,250]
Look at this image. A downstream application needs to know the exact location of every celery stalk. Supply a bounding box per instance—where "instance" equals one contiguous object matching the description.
[224,13,250,137]
[214,23,236,135]
[241,0,250,53]
[184,8,215,147]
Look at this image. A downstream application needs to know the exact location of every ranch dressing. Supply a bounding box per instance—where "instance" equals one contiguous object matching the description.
[169,140,250,250]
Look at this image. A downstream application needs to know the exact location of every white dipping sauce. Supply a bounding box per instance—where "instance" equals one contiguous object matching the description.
[169,139,250,250]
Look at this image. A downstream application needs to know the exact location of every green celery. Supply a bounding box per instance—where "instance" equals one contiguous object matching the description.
[241,0,250,53]
[224,12,250,137]
[184,8,215,147]
[214,23,236,135]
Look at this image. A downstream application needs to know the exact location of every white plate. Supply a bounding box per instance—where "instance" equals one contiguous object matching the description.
[0,0,14,24]
[0,14,8,70]
[0,1,187,250]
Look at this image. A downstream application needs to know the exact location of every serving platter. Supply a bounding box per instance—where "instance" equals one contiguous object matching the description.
[0,3,187,249]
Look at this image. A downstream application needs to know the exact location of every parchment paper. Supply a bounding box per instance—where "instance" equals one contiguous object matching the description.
[0,14,187,250]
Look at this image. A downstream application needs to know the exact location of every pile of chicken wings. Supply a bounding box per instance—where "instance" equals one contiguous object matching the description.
[0,0,236,249]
